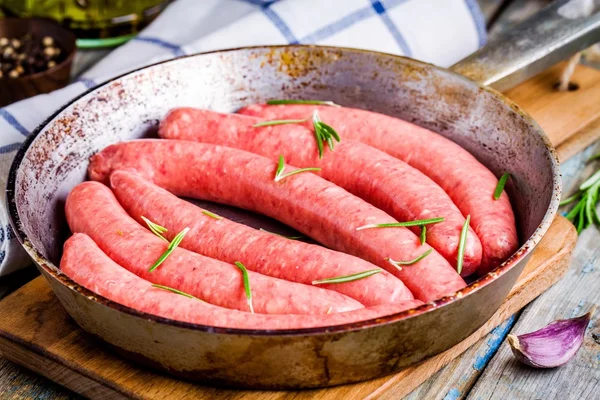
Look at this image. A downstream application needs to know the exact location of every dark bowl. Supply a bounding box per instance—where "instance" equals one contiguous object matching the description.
[0,18,76,107]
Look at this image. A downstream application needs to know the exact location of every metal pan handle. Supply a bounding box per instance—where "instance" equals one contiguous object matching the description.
[451,0,600,91]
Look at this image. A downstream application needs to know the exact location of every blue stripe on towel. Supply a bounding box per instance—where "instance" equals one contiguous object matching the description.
[464,0,487,47]
[299,6,374,43]
[262,7,298,43]
[242,0,278,5]
[77,77,97,89]
[299,0,411,55]
[0,109,28,136]
[371,0,412,56]
[0,142,22,154]
[133,37,186,57]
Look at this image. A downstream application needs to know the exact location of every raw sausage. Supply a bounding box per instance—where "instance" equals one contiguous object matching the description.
[89,140,467,302]
[238,104,519,274]
[61,233,423,329]
[159,108,482,275]
[110,170,413,305]
[66,181,364,314]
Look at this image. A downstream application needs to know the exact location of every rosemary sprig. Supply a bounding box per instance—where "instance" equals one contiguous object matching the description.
[420,226,427,245]
[259,228,304,240]
[252,119,306,127]
[251,111,341,159]
[312,110,340,158]
[151,284,201,300]
[560,193,581,206]
[456,215,471,274]
[266,99,340,107]
[356,217,445,231]
[494,172,511,200]
[202,210,222,220]
[148,228,190,272]
[234,261,254,313]
[587,153,600,162]
[141,216,168,242]
[274,155,321,182]
[561,154,600,234]
[385,249,433,270]
[312,269,381,285]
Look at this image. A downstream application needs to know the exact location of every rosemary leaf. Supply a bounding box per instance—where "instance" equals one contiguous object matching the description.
[456,215,471,275]
[202,210,222,220]
[560,193,581,206]
[266,99,340,107]
[385,249,433,270]
[312,269,381,285]
[420,225,427,245]
[276,154,285,177]
[141,216,169,242]
[577,207,585,233]
[565,201,584,221]
[252,119,306,127]
[148,228,190,272]
[321,122,341,141]
[326,135,334,151]
[151,284,201,300]
[580,170,600,191]
[562,165,600,233]
[494,173,511,200]
[234,261,254,313]
[274,155,321,182]
[587,153,600,162]
[259,228,304,240]
[356,217,445,231]
[313,120,324,158]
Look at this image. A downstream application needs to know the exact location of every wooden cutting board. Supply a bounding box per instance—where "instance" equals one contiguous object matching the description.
[0,61,598,399]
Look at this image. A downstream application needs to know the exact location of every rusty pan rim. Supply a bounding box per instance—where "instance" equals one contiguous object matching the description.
[6,44,561,336]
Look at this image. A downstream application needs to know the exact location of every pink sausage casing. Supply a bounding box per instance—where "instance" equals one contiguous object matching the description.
[88,140,467,302]
[238,104,519,274]
[111,170,413,306]
[61,233,423,330]
[66,181,363,314]
[159,108,482,276]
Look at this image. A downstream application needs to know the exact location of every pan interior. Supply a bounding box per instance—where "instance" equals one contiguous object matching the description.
[13,46,556,271]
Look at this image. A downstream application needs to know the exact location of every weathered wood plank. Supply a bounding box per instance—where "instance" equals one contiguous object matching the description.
[0,357,80,400]
[404,315,519,400]
[466,141,600,400]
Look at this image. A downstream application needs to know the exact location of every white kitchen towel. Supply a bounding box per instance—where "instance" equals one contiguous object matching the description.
[0,0,486,276]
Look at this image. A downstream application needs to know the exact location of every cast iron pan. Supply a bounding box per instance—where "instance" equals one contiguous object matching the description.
[5,1,600,389]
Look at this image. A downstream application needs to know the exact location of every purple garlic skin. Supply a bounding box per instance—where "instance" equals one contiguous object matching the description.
[508,306,595,368]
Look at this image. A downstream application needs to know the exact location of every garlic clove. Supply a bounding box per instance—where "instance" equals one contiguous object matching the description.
[508,306,595,368]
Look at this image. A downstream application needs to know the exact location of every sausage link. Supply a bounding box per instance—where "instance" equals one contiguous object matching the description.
[159,108,482,275]
[62,233,423,329]
[66,181,364,314]
[89,140,467,301]
[238,104,519,274]
[111,170,413,306]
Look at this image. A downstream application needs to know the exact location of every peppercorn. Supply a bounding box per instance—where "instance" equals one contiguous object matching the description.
[0,34,66,80]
